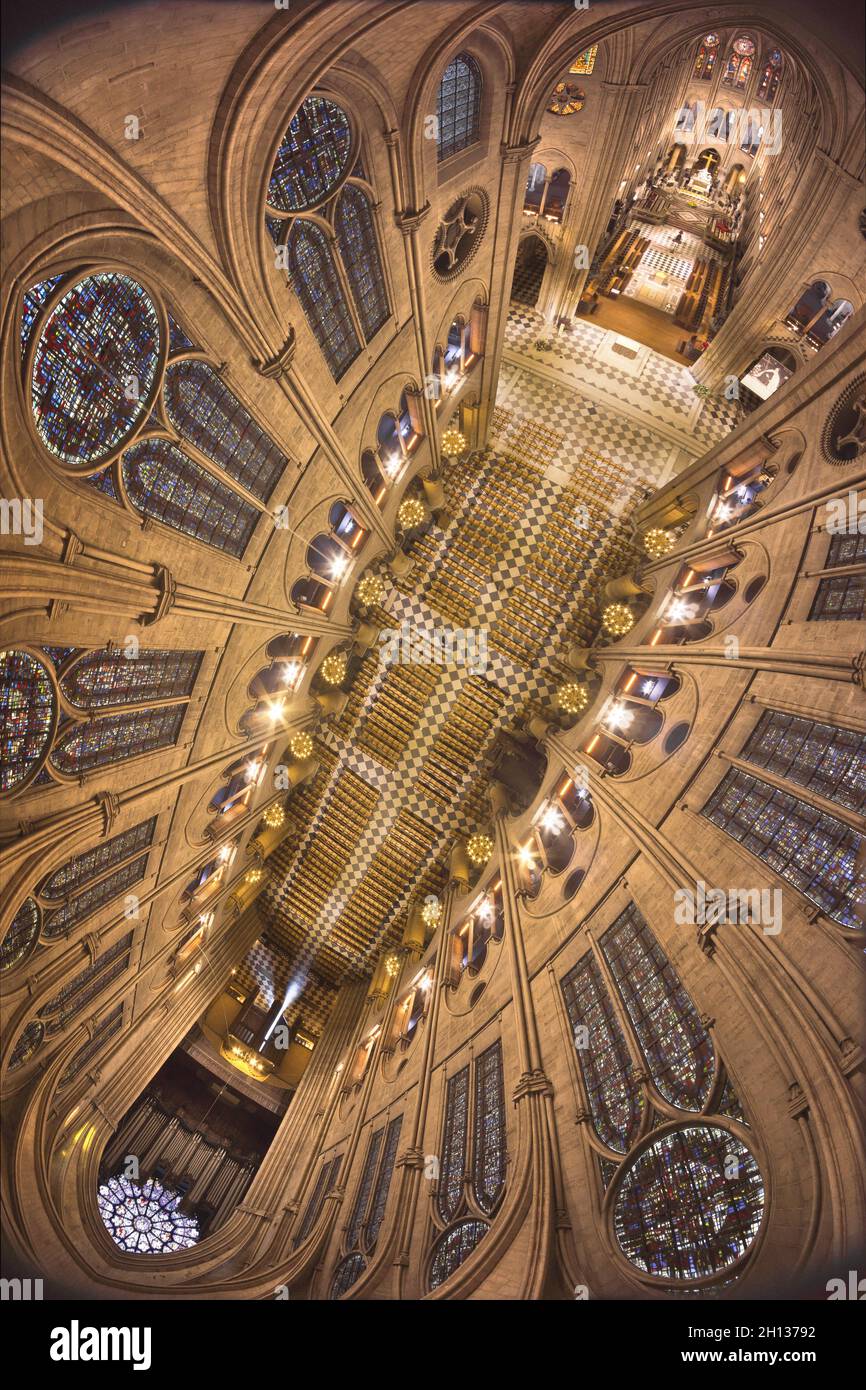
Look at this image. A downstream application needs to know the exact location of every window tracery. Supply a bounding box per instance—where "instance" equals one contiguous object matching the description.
[330,1115,402,1297]
[21,272,286,553]
[809,532,866,621]
[266,95,390,378]
[98,1175,200,1254]
[436,55,482,161]
[560,901,764,1286]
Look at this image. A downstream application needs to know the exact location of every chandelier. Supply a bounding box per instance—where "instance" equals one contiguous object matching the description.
[398,497,425,529]
[643,528,675,559]
[321,651,347,686]
[290,730,314,759]
[356,571,384,606]
[263,803,285,829]
[559,681,589,714]
[441,427,466,457]
[467,832,493,866]
[602,602,635,637]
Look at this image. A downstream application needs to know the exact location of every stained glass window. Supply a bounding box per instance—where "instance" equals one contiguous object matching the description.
[429,1219,489,1290]
[0,649,55,792]
[294,1154,342,1246]
[335,186,390,342]
[59,1004,123,1088]
[163,361,287,502]
[722,37,755,89]
[330,1252,367,1299]
[52,706,186,776]
[810,532,866,622]
[98,1175,200,1253]
[267,96,352,212]
[1,898,40,972]
[473,1041,506,1212]
[437,55,482,162]
[438,1065,469,1222]
[561,953,643,1152]
[366,1115,402,1246]
[757,50,782,101]
[61,649,202,709]
[122,439,260,556]
[613,1126,764,1280]
[30,273,159,465]
[41,932,133,1026]
[43,855,150,940]
[168,313,195,353]
[40,818,157,898]
[288,221,361,378]
[741,711,865,814]
[20,275,64,356]
[570,45,598,75]
[345,1126,384,1251]
[702,768,864,928]
[601,903,715,1110]
[8,1020,45,1071]
[694,35,719,79]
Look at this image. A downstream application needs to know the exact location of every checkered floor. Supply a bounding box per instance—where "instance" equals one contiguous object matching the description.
[262,305,741,1002]
[504,305,739,448]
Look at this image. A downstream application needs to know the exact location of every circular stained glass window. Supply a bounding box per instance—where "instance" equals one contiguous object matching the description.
[613,1125,764,1281]
[429,1218,489,1290]
[98,1175,200,1254]
[0,649,55,792]
[547,82,586,116]
[703,33,719,46]
[733,37,756,56]
[30,273,160,466]
[267,96,352,213]
[0,898,40,972]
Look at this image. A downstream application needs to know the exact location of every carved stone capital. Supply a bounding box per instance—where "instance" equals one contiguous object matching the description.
[143,564,176,626]
[256,328,296,378]
[394,203,431,234]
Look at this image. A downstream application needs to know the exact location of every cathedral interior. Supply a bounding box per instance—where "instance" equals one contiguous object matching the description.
[1,0,865,1313]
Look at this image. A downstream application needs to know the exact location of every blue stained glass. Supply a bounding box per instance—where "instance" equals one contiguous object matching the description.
[43,854,150,939]
[472,1042,506,1212]
[1,898,40,972]
[437,55,482,162]
[164,360,287,502]
[429,1218,489,1289]
[562,953,644,1152]
[41,931,132,1025]
[59,1004,123,1087]
[330,1252,367,1299]
[288,221,360,379]
[438,1065,469,1222]
[702,768,865,928]
[0,648,55,792]
[84,469,120,502]
[20,276,64,357]
[9,1020,44,1070]
[41,647,75,668]
[30,273,160,465]
[61,648,202,708]
[346,1126,384,1250]
[168,313,195,353]
[294,1154,342,1246]
[51,705,186,776]
[268,96,352,212]
[41,817,156,898]
[365,1115,402,1246]
[613,1126,764,1280]
[335,186,390,342]
[741,711,865,813]
[122,439,260,556]
[601,904,715,1111]
[98,1175,199,1254]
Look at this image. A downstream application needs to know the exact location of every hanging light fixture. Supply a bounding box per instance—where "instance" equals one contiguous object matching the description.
[467,832,493,866]
[398,497,425,529]
[321,651,348,686]
[357,571,384,606]
[642,528,675,559]
[602,603,635,637]
[290,730,314,760]
[441,427,466,457]
[263,804,285,829]
[558,681,590,714]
